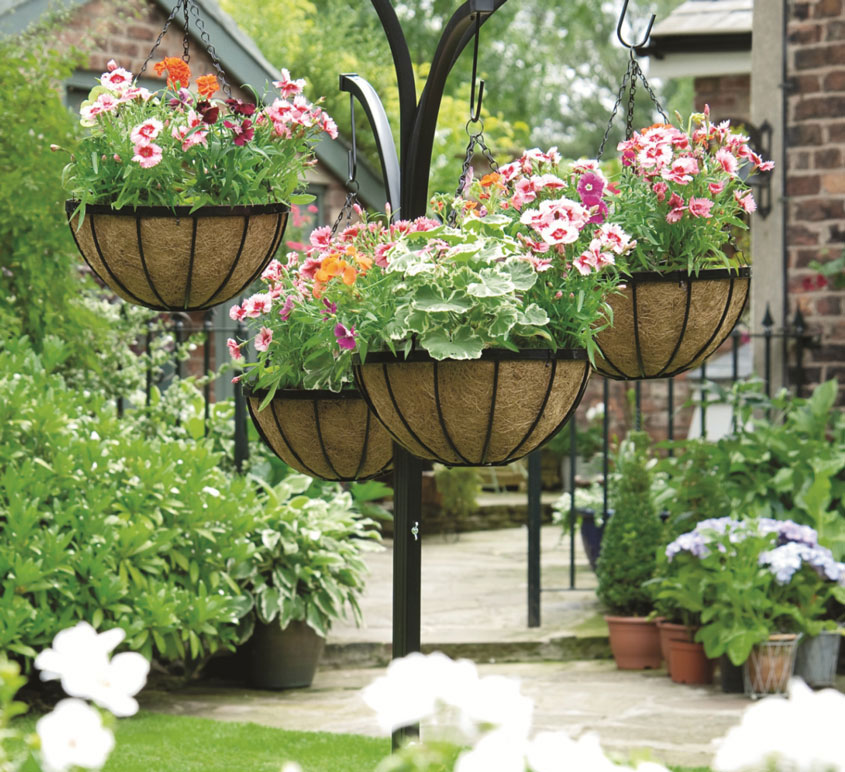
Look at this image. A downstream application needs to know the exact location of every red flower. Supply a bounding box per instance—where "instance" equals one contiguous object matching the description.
[224,118,254,146]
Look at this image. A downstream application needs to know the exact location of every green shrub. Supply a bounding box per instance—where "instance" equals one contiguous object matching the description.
[596,431,663,616]
[433,466,481,526]
[0,339,261,672]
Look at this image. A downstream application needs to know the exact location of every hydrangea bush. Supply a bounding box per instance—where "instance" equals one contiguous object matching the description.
[655,517,845,664]
[63,59,336,216]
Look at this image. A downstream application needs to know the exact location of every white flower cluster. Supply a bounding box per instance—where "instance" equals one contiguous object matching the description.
[34,622,150,772]
[362,652,670,772]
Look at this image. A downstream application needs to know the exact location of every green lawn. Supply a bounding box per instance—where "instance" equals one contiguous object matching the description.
[15,711,712,771]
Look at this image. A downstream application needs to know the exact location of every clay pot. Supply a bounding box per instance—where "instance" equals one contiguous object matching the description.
[66,201,289,311]
[593,267,750,380]
[605,616,662,670]
[353,349,590,466]
[656,620,696,677]
[669,640,714,685]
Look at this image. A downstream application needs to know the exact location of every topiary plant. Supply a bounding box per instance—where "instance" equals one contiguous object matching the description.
[596,430,663,617]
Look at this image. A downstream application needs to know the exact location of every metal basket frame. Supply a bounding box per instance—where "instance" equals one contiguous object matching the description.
[595,266,752,381]
[353,348,590,467]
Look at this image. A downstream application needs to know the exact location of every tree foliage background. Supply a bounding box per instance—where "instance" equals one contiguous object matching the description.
[221,0,691,203]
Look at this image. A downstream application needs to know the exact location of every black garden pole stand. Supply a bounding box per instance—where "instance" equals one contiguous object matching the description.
[340,0,509,748]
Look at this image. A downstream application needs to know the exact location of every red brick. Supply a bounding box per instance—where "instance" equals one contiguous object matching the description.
[794,94,845,119]
[816,295,843,315]
[795,43,845,70]
[793,2,811,20]
[787,175,822,196]
[788,225,821,245]
[790,23,823,44]
[814,0,843,17]
[828,123,845,142]
[822,71,845,91]
[788,123,823,145]
[794,248,825,267]
[791,74,821,93]
[789,151,812,170]
[127,24,156,41]
[793,197,845,220]
[822,172,845,192]
[814,147,842,166]
[827,20,845,40]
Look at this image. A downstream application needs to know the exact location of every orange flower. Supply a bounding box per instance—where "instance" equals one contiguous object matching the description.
[196,74,219,99]
[341,263,357,285]
[480,172,501,187]
[154,57,192,90]
[315,255,341,283]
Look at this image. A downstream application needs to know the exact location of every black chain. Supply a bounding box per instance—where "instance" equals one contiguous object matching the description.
[182,0,191,63]
[330,187,359,238]
[137,0,184,79]
[596,49,669,159]
[188,0,233,98]
[448,122,499,227]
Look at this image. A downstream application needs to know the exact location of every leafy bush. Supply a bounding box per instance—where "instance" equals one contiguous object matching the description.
[595,431,663,616]
[244,476,381,638]
[433,466,481,527]
[0,339,261,672]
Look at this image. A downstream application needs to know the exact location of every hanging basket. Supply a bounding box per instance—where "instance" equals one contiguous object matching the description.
[594,267,751,380]
[66,201,289,311]
[247,388,393,482]
[352,349,590,467]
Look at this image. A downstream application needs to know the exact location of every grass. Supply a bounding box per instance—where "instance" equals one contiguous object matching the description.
[17,712,389,772]
[14,711,713,771]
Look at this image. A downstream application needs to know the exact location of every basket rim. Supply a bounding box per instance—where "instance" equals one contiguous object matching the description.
[245,386,364,402]
[65,200,290,218]
[353,347,588,365]
[622,266,751,284]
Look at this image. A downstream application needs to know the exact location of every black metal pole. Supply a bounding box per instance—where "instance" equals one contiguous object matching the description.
[763,303,774,398]
[568,418,576,590]
[203,310,213,436]
[793,308,806,398]
[233,318,248,473]
[700,361,707,439]
[527,449,541,627]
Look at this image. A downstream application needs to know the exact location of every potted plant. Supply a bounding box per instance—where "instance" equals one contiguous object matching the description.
[62,58,336,311]
[661,516,845,697]
[595,431,664,669]
[233,215,427,480]
[237,475,381,689]
[595,106,774,379]
[340,152,636,466]
[552,480,606,571]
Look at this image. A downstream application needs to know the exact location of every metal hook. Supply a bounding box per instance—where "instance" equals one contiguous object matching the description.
[469,13,484,123]
[616,0,656,50]
[347,92,358,185]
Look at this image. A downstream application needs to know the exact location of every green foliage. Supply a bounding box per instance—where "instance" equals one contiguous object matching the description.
[654,439,732,540]
[0,658,39,772]
[242,476,381,638]
[686,379,845,560]
[809,249,845,290]
[65,63,327,213]
[433,465,481,525]
[0,339,261,672]
[595,431,663,616]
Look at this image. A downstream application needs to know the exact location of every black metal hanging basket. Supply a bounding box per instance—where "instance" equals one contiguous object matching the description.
[66,202,289,312]
[247,388,393,482]
[352,348,590,467]
[594,267,751,380]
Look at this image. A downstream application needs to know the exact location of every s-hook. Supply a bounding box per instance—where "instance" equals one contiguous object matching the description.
[616,0,656,50]
[469,12,484,123]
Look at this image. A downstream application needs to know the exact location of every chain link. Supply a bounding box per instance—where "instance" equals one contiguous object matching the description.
[182,0,191,63]
[447,119,500,227]
[188,0,233,98]
[330,188,359,238]
[137,0,183,79]
[596,48,669,158]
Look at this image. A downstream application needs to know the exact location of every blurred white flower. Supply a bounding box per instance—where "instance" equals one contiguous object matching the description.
[280,764,303,772]
[455,729,528,772]
[713,677,845,772]
[526,730,624,772]
[202,486,221,497]
[37,698,115,772]
[459,674,533,741]
[586,403,605,422]
[34,621,149,716]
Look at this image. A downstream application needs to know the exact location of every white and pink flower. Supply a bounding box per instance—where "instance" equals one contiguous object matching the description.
[130,118,163,144]
[254,327,273,352]
[273,68,306,98]
[131,142,162,168]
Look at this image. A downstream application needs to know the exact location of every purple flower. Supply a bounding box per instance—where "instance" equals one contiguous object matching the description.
[577,172,605,206]
[322,298,337,320]
[278,295,294,321]
[334,322,357,351]
[666,531,710,561]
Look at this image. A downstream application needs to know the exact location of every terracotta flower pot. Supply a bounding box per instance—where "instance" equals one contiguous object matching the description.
[353,349,590,466]
[744,633,801,698]
[66,201,289,311]
[247,620,325,690]
[669,639,714,685]
[656,620,696,677]
[593,267,750,380]
[605,616,662,670]
[247,388,393,481]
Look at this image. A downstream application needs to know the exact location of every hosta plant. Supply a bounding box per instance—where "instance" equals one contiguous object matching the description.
[62,58,336,217]
[241,475,381,638]
[611,106,774,274]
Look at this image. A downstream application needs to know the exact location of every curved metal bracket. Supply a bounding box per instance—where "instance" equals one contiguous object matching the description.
[339,74,402,215]
[616,0,655,50]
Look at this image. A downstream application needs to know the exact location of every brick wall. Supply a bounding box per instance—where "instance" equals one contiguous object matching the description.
[694,74,751,123]
[786,0,845,393]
